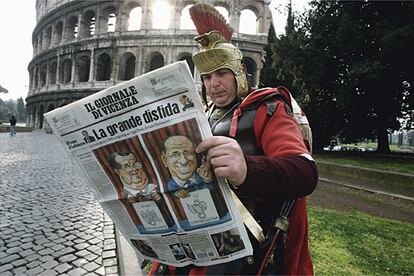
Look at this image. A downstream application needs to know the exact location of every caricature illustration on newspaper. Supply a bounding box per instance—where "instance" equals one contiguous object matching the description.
[44,61,252,267]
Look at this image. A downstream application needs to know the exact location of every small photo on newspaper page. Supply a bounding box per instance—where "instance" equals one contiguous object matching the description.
[211,228,246,257]
[92,137,177,234]
[130,239,159,259]
[141,118,232,231]
[178,94,195,112]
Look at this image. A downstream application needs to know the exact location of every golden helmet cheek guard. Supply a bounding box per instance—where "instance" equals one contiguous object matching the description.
[192,31,249,99]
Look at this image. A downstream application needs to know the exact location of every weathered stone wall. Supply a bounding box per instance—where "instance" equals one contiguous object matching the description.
[36,0,77,21]
[0,126,33,133]
[318,161,414,198]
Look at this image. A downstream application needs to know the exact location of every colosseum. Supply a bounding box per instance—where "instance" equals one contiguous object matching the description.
[26,0,273,129]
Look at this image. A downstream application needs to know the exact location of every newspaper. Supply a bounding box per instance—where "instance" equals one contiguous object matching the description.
[44,61,253,267]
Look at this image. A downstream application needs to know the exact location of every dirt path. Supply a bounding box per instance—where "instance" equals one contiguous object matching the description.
[308,180,414,224]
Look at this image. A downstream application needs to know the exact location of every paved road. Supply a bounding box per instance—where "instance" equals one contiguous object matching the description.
[0,130,119,275]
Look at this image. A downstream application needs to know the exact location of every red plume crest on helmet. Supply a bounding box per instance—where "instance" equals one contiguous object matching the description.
[189,3,234,42]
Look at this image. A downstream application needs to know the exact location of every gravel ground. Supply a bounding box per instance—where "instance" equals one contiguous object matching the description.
[308,180,414,224]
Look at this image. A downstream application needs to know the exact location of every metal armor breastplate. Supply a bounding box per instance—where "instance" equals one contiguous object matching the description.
[209,104,264,156]
[208,102,283,274]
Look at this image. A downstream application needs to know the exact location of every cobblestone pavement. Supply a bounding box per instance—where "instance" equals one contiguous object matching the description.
[0,131,119,276]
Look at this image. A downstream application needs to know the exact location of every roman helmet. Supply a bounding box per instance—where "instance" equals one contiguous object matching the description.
[189,3,249,100]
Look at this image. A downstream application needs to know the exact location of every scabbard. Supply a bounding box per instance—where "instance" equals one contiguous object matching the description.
[257,200,296,275]
[257,227,280,275]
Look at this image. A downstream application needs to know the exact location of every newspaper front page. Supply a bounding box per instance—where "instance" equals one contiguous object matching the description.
[44,61,253,267]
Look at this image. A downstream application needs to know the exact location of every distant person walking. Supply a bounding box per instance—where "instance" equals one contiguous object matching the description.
[9,116,16,136]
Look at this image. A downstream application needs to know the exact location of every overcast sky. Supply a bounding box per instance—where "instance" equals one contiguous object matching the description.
[0,0,308,102]
[0,0,36,102]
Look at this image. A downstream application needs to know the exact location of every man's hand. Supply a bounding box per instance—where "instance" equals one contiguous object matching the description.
[196,136,247,187]
[127,194,138,203]
[197,156,213,182]
[174,189,190,198]
[150,189,161,202]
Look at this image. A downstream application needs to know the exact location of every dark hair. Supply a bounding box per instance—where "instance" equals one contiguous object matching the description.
[107,152,130,170]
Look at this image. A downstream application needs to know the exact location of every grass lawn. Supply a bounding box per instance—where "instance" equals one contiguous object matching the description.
[314,152,414,174]
[309,206,414,275]
[339,142,414,153]
[143,206,414,274]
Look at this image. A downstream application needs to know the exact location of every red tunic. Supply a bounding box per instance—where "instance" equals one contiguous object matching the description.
[237,90,317,275]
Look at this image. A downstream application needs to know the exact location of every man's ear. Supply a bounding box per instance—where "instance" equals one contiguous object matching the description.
[114,169,120,176]
[161,152,168,167]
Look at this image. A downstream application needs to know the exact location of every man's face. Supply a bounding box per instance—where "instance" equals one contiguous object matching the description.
[203,68,237,108]
[115,153,148,189]
[162,136,197,181]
